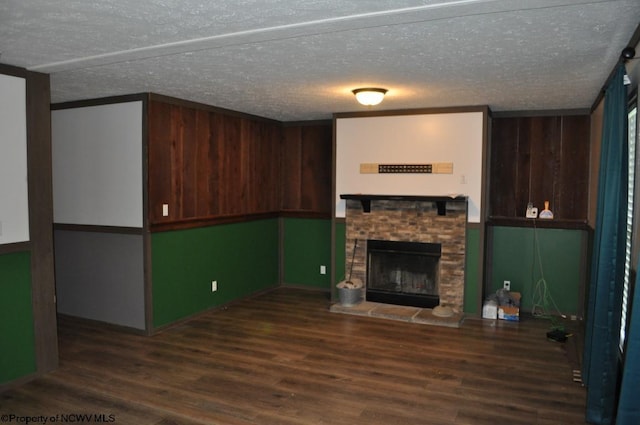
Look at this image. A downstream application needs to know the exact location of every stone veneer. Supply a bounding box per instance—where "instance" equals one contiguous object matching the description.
[344,199,466,313]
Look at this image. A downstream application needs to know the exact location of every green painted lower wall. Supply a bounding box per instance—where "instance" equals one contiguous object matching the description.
[489,226,584,316]
[0,251,36,384]
[464,228,480,315]
[282,218,332,289]
[151,219,279,328]
[159,217,482,318]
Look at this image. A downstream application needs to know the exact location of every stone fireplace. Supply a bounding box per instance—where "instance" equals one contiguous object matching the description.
[342,195,467,313]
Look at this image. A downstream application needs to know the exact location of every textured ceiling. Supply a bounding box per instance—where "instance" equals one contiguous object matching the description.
[1,0,639,121]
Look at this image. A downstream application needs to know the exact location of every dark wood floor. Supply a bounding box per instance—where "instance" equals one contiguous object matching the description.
[1,288,588,425]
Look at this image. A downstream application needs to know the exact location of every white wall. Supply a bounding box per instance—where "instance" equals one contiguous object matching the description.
[335,112,484,222]
[52,101,143,227]
[0,74,29,244]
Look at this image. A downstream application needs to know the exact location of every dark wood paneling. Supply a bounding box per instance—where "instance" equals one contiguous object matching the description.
[281,123,332,215]
[148,96,332,229]
[169,105,184,218]
[149,92,280,125]
[148,100,283,226]
[490,118,519,217]
[490,115,590,222]
[559,115,590,220]
[218,113,243,215]
[527,117,561,213]
[301,125,332,212]
[26,71,58,374]
[194,109,213,217]
[180,107,197,219]
[147,101,172,224]
[281,126,303,209]
[252,120,280,213]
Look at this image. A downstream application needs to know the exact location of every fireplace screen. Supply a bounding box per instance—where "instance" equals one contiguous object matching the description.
[366,239,441,308]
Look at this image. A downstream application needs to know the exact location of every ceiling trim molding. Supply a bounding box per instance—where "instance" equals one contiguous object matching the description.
[492,108,590,118]
[333,104,490,119]
[0,63,27,78]
[51,93,148,110]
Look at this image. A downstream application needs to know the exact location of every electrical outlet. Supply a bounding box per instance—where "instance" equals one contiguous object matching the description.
[211,280,217,292]
[162,204,169,217]
[503,280,511,291]
[320,265,326,275]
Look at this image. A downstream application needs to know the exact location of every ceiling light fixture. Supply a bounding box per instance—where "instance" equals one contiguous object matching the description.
[352,88,388,106]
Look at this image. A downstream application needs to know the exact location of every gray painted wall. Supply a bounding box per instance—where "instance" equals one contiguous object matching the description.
[54,230,145,330]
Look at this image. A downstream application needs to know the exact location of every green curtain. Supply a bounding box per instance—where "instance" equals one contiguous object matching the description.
[582,63,627,425]
[616,261,640,424]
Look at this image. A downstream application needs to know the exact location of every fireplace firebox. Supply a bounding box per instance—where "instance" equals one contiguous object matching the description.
[366,239,441,308]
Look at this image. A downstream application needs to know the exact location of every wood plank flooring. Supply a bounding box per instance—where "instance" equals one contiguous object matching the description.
[1,288,588,424]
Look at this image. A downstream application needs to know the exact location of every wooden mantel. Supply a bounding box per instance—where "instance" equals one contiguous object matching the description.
[339,194,467,215]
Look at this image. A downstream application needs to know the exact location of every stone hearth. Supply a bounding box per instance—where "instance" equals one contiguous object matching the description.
[344,197,467,313]
[330,301,464,328]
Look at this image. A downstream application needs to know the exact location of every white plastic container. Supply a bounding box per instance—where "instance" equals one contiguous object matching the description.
[482,300,498,319]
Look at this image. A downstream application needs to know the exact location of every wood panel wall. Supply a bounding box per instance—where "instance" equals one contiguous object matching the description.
[489,115,590,222]
[148,97,333,230]
[281,124,332,216]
